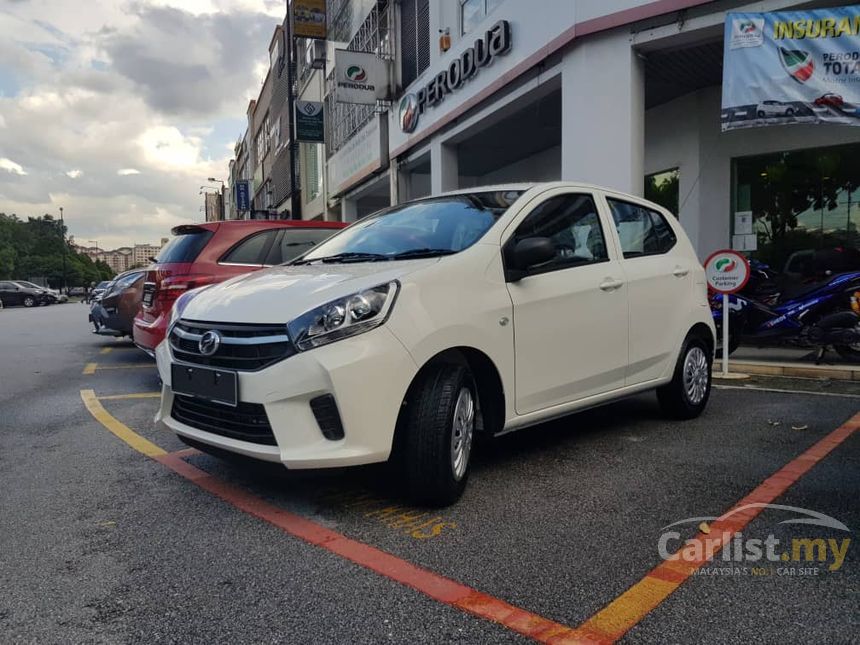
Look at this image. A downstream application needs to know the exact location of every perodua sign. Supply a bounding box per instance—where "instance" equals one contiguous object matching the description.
[399,20,512,133]
[704,249,751,294]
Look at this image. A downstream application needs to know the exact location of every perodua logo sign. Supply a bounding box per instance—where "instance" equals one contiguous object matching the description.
[705,250,751,294]
[198,330,222,356]
[779,47,815,83]
[345,65,367,82]
[400,19,512,132]
[399,93,419,133]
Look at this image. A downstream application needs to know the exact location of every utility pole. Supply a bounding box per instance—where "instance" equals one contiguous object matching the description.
[285,3,301,220]
[59,206,67,294]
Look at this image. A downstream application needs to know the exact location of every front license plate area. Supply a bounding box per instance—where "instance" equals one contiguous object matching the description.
[171,363,238,407]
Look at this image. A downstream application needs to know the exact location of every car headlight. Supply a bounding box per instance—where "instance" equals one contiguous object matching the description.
[288,281,399,351]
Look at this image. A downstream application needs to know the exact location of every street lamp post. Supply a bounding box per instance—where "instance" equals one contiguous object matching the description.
[208,178,226,221]
[59,206,67,294]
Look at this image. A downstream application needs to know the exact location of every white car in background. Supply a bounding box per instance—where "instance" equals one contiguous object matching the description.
[756,100,796,118]
[156,183,715,505]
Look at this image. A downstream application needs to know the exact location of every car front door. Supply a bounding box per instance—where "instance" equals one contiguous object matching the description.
[603,195,691,385]
[504,190,629,415]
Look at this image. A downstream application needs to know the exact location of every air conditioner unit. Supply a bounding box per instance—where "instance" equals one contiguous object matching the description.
[305,39,326,70]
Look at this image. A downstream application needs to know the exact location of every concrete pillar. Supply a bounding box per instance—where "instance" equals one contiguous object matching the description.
[431,141,459,195]
[561,31,644,195]
[340,198,358,223]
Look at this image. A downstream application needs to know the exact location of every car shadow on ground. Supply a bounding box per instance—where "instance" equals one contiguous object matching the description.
[181,395,663,511]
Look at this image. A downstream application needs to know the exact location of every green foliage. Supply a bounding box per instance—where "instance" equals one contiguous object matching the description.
[0,213,116,288]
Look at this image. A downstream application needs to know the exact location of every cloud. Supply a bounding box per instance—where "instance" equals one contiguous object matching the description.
[0,158,27,175]
[0,0,278,250]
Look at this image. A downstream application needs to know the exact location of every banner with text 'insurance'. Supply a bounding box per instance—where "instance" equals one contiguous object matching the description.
[722,7,860,131]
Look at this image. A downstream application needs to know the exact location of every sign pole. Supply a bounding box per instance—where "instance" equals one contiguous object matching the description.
[722,293,729,377]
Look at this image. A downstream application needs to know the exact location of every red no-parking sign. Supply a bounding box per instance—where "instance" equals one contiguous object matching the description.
[704,249,751,295]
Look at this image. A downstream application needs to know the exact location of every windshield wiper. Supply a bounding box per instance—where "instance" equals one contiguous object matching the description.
[292,252,390,265]
[389,248,457,259]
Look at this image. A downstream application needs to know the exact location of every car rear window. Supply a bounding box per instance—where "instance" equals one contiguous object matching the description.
[157,228,214,263]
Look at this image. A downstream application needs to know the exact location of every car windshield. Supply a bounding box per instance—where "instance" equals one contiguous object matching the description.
[15,281,41,289]
[95,281,110,289]
[294,190,524,264]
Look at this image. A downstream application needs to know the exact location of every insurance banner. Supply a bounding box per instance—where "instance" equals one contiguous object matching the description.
[722,7,860,131]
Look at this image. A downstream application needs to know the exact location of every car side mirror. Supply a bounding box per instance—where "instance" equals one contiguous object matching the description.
[506,237,556,282]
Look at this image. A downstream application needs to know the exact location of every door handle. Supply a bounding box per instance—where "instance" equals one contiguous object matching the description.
[672,267,690,277]
[599,278,624,292]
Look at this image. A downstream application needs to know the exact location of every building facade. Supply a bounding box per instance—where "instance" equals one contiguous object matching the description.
[223,0,860,267]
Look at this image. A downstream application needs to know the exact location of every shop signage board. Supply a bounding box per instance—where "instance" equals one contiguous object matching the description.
[295,101,325,143]
[327,114,389,196]
[292,0,326,39]
[704,249,751,376]
[398,19,512,133]
[334,50,388,105]
[234,180,250,211]
[722,6,860,131]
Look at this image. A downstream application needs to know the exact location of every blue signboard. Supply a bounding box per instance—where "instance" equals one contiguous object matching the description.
[235,180,250,211]
[722,7,860,131]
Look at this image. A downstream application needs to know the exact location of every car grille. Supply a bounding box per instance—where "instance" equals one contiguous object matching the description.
[171,395,276,445]
[169,320,295,371]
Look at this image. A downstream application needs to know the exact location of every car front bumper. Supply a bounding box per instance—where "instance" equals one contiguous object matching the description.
[155,326,418,469]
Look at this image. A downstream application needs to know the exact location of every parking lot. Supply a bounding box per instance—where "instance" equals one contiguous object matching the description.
[1,303,858,644]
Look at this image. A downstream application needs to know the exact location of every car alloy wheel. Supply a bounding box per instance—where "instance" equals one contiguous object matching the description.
[23,296,35,307]
[682,346,709,405]
[450,387,475,482]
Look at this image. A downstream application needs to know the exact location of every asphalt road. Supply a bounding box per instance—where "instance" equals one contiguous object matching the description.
[1,303,858,644]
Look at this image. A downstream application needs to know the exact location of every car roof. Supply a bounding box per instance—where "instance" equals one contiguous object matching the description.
[436,181,646,198]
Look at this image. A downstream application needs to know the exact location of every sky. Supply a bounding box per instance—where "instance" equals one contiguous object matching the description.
[0,0,282,250]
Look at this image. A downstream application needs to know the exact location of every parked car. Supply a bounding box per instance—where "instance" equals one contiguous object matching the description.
[0,281,52,307]
[90,269,146,336]
[133,219,347,356]
[155,183,715,505]
[756,100,795,118]
[814,93,843,109]
[14,281,67,304]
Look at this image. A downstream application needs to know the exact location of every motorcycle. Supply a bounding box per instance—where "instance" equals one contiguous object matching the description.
[711,267,860,362]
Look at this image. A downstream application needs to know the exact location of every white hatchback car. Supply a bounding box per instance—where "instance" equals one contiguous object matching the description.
[156,183,715,505]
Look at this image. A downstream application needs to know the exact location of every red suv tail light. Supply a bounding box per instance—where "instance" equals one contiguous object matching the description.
[149,274,217,312]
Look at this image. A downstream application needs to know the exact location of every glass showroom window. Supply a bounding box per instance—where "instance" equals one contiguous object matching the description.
[645,168,680,217]
[460,0,504,35]
[733,142,860,273]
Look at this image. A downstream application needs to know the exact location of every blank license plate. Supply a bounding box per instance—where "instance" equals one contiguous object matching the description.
[171,363,238,407]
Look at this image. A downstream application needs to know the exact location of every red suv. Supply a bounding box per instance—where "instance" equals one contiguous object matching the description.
[133,220,346,355]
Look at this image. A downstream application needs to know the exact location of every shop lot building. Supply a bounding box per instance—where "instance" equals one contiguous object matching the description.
[225,0,859,268]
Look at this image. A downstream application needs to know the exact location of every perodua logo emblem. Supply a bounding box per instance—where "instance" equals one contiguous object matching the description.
[198,330,222,356]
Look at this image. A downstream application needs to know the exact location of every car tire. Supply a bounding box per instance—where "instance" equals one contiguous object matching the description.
[399,364,476,507]
[657,336,712,420]
[786,107,795,116]
[757,110,765,118]
[23,296,35,307]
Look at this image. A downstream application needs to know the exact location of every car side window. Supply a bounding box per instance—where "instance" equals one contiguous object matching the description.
[0,282,11,290]
[220,230,277,265]
[264,228,338,265]
[508,193,608,274]
[607,198,676,259]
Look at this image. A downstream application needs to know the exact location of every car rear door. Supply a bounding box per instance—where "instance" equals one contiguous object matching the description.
[0,282,17,305]
[503,189,629,414]
[217,229,281,276]
[602,194,691,385]
[263,227,343,265]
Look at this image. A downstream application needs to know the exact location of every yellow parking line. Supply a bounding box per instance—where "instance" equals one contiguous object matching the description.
[100,347,113,355]
[82,362,153,375]
[99,392,161,401]
[80,389,166,457]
